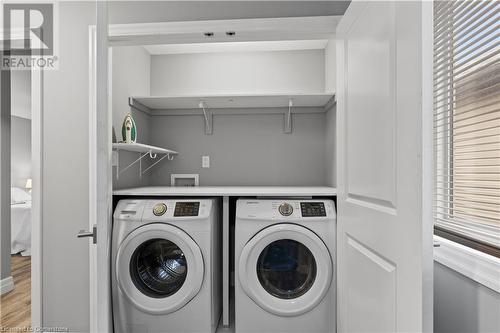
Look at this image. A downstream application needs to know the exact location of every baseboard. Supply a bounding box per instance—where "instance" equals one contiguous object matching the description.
[0,276,14,295]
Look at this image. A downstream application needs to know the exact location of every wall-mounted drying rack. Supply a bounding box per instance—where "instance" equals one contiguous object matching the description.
[112,142,178,179]
[128,93,336,134]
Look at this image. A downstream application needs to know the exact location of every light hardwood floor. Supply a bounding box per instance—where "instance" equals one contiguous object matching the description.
[0,255,31,330]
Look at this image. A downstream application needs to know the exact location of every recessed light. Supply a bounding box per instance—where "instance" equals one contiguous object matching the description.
[226,31,236,36]
[204,32,214,37]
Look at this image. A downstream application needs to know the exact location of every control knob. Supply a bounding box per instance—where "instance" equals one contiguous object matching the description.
[153,203,167,216]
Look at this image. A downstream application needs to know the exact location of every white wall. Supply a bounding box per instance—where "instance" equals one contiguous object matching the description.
[434,262,500,333]
[42,2,94,331]
[112,46,151,189]
[150,49,325,95]
[324,37,336,93]
[11,117,31,188]
[324,37,336,186]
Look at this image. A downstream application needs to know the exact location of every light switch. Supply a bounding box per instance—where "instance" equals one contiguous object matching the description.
[202,155,210,168]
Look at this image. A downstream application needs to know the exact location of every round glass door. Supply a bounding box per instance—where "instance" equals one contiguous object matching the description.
[130,238,187,298]
[116,223,204,315]
[257,239,317,299]
[238,224,332,317]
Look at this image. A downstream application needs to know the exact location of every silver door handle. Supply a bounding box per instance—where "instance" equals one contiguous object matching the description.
[77,225,97,244]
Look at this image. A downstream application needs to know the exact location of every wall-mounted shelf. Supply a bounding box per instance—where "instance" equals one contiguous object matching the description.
[112,143,178,179]
[129,93,336,134]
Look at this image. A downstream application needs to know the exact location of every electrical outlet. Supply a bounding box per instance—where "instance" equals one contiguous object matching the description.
[202,156,210,168]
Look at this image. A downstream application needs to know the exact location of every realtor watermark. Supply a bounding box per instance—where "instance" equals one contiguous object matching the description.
[1,1,59,70]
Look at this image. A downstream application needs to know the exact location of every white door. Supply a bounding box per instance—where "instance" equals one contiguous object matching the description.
[336,1,433,332]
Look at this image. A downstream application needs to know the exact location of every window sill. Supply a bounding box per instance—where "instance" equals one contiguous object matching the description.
[434,235,500,293]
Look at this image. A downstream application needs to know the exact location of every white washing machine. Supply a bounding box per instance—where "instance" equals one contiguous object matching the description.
[235,199,336,333]
[112,199,221,333]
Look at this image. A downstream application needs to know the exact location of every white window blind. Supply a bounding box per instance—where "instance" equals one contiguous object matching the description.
[433,0,500,248]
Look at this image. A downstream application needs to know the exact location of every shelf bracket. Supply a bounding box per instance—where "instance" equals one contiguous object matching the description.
[284,99,293,134]
[115,151,149,179]
[141,153,170,175]
[199,101,213,135]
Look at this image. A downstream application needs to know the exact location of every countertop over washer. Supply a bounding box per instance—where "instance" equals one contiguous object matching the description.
[113,186,337,197]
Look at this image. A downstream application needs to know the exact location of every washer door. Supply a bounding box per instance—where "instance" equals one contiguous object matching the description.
[239,224,332,317]
[116,223,204,315]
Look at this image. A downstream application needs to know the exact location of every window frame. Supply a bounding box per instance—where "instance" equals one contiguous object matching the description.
[432,0,500,258]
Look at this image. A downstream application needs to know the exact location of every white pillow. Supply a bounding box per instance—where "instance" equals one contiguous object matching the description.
[11,187,31,204]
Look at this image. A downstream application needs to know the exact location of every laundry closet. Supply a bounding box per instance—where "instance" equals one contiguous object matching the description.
[106,2,432,333]
[111,23,337,189]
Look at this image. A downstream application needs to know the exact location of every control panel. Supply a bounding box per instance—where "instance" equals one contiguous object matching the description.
[174,202,200,217]
[300,202,326,217]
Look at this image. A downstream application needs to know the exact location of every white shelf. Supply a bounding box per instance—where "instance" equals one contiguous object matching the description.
[130,93,335,110]
[112,143,178,180]
[113,143,178,155]
[113,186,337,197]
[129,93,335,134]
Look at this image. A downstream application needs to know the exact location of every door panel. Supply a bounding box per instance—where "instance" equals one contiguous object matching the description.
[337,1,433,332]
[346,236,396,332]
[346,2,396,209]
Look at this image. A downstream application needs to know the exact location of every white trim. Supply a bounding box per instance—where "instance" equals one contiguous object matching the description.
[143,40,329,55]
[434,236,500,293]
[31,63,43,329]
[88,24,98,333]
[108,16,340,46]
[89,3,113,331]
[0,276,14,295]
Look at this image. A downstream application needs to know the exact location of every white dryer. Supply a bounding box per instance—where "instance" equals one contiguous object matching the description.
[235,199,336,333]
[112,199,221,333]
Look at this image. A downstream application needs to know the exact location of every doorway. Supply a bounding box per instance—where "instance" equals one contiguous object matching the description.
[0,66,42,331]
[1,70,32,328]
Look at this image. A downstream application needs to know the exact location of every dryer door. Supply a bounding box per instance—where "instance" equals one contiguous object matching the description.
[239,223,333,317]
[116,223,204,315]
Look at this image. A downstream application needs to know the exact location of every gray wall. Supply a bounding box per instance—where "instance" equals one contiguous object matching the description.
[149,111,327,186]
[112,46,152,189]
[11,71,31,119]
[325,105,336,187]
[434,262,500,333]
[11,117,31,188]
[42,2,94,331]
[0,69,11,281]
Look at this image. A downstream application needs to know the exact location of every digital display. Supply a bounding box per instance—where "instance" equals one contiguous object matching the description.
[300,202,326,217]
[174,202,200,217]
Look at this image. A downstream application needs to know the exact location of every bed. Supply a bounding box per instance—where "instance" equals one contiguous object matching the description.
[11,187,32,256]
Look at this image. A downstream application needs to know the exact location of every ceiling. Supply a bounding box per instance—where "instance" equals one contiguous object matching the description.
[109,1,351,25]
